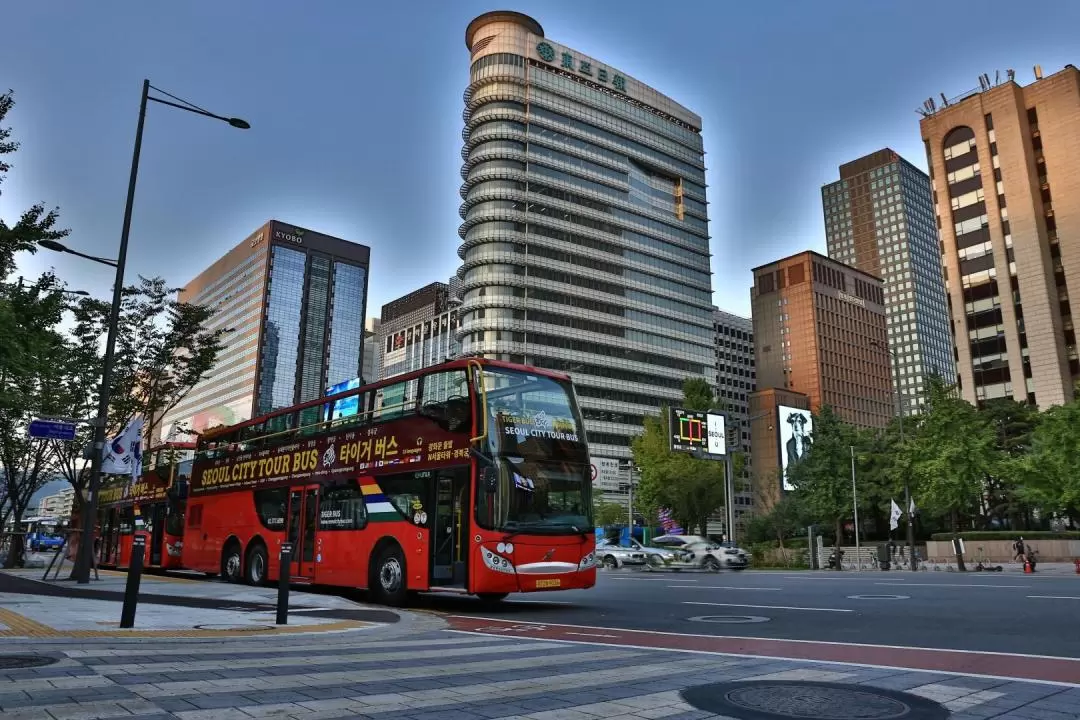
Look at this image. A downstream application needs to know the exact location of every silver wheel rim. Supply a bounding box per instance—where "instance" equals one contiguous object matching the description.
[707,558,720,571]
[380,557,403,592]
[225,553,241,579]
[251,553,265,583]
[603,556,617,568]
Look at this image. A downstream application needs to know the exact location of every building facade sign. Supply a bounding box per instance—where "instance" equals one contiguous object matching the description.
[273,228,305,246]
[535,42,626,92]
[837,291,867,308]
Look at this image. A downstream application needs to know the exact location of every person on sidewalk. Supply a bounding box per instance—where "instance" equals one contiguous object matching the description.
[1013,537,1026,562]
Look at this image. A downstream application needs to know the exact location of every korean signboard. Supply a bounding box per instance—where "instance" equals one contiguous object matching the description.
[190,418,471,496]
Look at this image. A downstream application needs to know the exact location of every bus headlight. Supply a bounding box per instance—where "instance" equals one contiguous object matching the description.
[578,552,597,570]
[481,547,516,574]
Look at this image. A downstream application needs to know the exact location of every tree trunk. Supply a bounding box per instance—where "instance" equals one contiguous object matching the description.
[834,518,843,571]
[3,509,24,569]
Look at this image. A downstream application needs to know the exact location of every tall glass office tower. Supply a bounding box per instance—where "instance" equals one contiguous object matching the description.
[458,12,716,467]
[823,149,954,412]
[159,221,370,441]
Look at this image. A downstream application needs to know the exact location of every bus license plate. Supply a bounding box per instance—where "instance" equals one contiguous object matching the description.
[535,578,561,589]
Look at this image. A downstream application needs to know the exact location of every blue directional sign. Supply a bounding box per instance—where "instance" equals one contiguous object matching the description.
[28,419,77,441]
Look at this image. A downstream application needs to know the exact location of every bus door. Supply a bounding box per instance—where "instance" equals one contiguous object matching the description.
[431,468,468,586]
[286,486,320,580]
[148,503,167,566]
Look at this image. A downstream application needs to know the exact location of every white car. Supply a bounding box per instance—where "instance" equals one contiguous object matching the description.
[595,539,647,569]
[650,534,749,570]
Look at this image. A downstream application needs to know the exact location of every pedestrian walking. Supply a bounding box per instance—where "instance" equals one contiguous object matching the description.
[1013,537,1025,562]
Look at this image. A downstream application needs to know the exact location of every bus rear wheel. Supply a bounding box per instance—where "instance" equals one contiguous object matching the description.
[370,544,408,607]
[477,592,508,604]
[245,543,267,586]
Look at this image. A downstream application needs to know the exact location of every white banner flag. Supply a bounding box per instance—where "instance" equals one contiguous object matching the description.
[101,417,144,482]
[889,499,903,531]
[909,497,917,516]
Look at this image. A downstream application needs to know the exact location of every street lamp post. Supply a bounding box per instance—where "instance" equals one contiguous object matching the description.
[871,339,916,571]
[49,79,249,584]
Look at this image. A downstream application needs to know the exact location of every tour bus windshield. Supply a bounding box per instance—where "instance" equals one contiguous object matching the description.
[477,366,592,533]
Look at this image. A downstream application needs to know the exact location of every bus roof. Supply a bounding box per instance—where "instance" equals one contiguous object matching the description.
[198,357,572,441]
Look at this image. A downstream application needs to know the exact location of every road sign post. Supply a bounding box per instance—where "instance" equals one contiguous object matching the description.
[28,419,77,442]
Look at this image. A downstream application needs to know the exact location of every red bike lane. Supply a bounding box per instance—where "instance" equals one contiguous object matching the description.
[445,615,1080,686]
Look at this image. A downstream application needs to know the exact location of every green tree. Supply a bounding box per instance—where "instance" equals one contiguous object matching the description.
[51,279,229,511]
[1020,400,1080,526]
[785,406,859,568]
[980,398,1039,528]
[593,498,625,527]
[904,377,997,570]
[632,378,727,534]
[0,275,71,566]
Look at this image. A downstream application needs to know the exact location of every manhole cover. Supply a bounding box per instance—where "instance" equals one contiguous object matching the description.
[682,681,948,720]
[688,615,770,624]
[192,624,276,632]
[847,594,910,600]
[0,655,57,669]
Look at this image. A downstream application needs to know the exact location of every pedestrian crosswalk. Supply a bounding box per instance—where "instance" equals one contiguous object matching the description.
[0,630,1075,719]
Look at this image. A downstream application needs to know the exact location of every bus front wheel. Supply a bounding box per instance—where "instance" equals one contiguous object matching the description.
[477,592,508,604]
[221,541,243,584]
[370,544,408,607]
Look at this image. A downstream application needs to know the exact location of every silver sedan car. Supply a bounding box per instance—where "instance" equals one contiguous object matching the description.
[595,539,648,569]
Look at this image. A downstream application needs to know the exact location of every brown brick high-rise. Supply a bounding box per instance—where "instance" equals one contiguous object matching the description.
[921,64,1080,408]
[751,251,892,428]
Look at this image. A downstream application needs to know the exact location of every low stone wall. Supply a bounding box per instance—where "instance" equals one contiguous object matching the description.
[926,539,1080,562]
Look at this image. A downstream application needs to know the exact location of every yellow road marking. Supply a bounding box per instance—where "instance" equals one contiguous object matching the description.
[0,608,370,638]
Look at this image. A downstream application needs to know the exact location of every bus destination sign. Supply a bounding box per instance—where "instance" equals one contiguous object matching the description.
[191,422,471,495]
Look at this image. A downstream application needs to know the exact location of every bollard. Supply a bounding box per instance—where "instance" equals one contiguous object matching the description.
[276,543,292,626]
[120,536,146,629]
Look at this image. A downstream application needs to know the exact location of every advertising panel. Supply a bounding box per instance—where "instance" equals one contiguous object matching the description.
[777,405,814,491]
[325,377,362,421]
[668,407,726,457]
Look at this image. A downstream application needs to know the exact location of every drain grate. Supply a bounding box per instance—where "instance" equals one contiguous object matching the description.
[192,624,275,632]
[0,655,58,669]
[681,681,949,720]
[688,615,770,624]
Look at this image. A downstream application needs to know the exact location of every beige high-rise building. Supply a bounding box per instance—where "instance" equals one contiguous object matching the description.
[920,64,1080,407]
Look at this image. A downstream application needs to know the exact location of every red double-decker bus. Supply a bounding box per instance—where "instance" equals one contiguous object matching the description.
[93,442,193,571]
[184,359,597,605]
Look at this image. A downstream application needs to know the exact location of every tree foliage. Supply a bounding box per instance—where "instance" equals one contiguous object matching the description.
[592,498,625,527]
[1021,402,1080,522]
[0,91,74,566]
[631,378,727,534]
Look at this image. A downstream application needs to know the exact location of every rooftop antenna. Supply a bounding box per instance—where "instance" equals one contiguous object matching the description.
[995,70,1000,85]
[1034,64,1043,80]
[940,92,949,107]
[978,75,987,91]
[1007,68,1015,82]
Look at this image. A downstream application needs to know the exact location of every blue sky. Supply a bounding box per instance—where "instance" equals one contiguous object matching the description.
[3,1,1079,318]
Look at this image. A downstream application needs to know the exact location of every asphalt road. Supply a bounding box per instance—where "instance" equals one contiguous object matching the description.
[423,568,1080,659]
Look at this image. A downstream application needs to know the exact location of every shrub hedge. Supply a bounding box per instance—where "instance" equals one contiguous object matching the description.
[929,531,1080,541]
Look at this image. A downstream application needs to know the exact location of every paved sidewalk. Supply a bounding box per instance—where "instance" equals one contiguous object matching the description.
[0,625,1076,719]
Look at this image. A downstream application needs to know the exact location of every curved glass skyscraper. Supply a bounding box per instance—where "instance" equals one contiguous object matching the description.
[458,12,715,465]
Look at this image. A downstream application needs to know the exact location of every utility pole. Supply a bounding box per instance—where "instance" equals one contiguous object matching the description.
[851,445,860,570]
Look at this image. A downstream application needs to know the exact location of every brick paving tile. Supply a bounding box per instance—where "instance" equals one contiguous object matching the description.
[0,628,1075,719]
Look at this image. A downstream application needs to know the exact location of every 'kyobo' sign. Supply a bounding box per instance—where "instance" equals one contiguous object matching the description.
[536,42,626,92]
